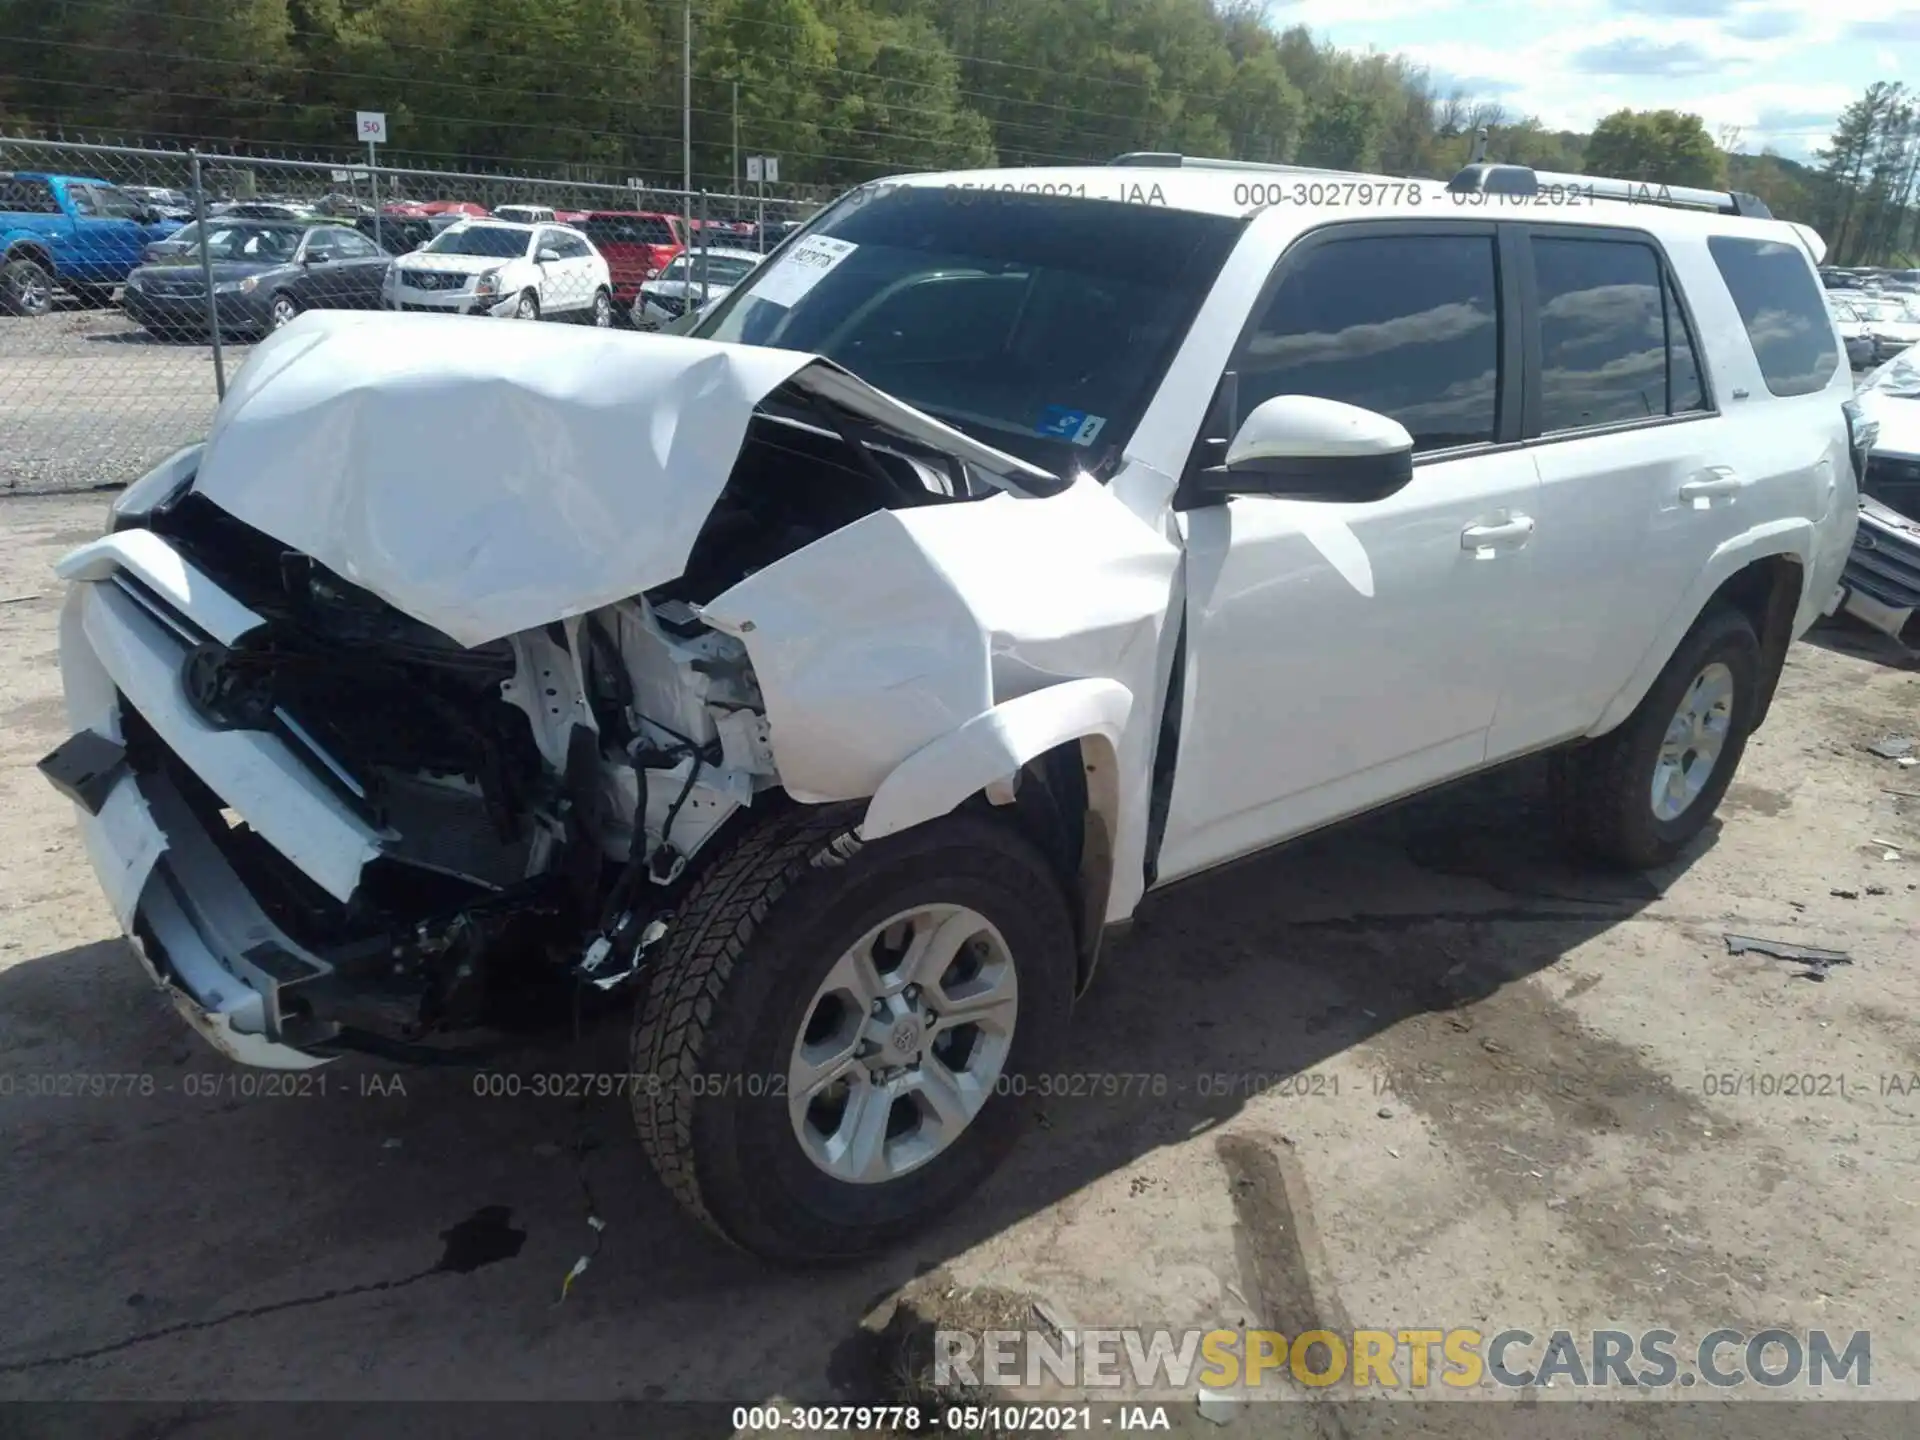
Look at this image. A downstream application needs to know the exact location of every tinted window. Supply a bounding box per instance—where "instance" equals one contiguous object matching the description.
[554,232,592,258]
[330,229,382,258]
[1531,238,1706,429]
[1238,232,1501,452]
[1708,235,1841,397]
[86,184,144,219]
[0,175,59,213]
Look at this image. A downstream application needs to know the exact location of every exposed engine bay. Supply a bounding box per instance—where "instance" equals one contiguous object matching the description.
[107,395,1009,1057]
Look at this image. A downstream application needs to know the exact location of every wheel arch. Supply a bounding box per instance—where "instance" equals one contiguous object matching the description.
[3,239,55,274]
[858,677,1130,995]
[1591,529,1809,740]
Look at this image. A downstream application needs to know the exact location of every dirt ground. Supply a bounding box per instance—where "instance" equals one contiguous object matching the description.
[2,490,1918,1431]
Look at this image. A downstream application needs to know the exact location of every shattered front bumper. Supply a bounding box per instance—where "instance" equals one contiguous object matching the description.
[46,740,329,1070]
[46,542,390,1069]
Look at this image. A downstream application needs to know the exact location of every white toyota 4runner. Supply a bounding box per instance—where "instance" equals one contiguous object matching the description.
[42,156,1866,1261]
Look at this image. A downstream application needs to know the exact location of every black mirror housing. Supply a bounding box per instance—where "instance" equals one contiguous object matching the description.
[1189,447,1414,505]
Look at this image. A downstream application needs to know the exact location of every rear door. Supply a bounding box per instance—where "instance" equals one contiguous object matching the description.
[303,226,388,308]
[1487,225,1723,757]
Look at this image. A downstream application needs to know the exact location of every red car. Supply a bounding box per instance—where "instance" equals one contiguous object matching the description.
[576,211,688,309]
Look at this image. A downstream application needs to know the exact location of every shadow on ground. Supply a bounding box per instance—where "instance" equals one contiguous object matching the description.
[0,755,1704,1425]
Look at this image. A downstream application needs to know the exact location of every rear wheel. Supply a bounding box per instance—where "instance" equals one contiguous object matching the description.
[0,255,55,317]
[587,287,613,327]
[1553,604,1762,869]
[630,804,1075,1262]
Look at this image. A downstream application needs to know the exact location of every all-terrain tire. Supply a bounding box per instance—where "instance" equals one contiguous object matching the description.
[1552,604,1762,870]
[629,803,1075,1262]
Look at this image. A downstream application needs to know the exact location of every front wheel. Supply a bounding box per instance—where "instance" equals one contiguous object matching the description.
[0,255,55,317]
[513,289,539,320]
[1552,604,1762,869]
[268,292,300,330]
[630,804,1075,1262]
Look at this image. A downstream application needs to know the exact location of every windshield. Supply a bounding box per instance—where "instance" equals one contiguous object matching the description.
[1854,298,1911,323]
[427,225,531,258]
[664,253,758,285]
[181,224,302,263]
[693,185,1242,473]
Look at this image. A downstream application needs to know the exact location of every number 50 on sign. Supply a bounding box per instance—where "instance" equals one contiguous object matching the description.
[356,111,388,143]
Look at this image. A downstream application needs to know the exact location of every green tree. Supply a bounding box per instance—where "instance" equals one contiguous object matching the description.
[1297,93,1383,170]
[1583,108,1727,189]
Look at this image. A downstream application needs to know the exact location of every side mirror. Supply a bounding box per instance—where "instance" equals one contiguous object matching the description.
[537,247,561,264]
[1186,395,1415,506]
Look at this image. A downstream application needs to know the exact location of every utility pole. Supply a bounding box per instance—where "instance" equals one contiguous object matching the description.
[732,80,740,204]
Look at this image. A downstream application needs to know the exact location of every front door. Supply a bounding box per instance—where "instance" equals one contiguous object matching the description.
[1155,223,1540,885]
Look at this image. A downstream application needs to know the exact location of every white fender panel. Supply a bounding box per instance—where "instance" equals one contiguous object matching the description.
[860,677,1134,841]
[1590,519,1813,738]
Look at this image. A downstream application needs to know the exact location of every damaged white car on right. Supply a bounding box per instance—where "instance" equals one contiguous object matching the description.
[43,157,1864,1261]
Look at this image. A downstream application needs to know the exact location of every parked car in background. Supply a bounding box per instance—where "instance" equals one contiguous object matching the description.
[492,204,557,226]
[212,200,315,222]
[122,220,392,339]
[1854,345,1920,519]
[141,220,206,265]
[382,219,613,323]
[1830,291,1920,369]
[123,185,195,223]
[757,218,805,252]
[413,200,490,220]
[576,210,687,315]
[1,170,184,314]
[631,246,760,329]
[354,215,439,255]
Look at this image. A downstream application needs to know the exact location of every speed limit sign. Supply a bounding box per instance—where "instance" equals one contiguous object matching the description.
[356,111,388,144]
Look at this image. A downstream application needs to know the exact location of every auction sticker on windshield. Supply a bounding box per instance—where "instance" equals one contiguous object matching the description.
[1036,405,1108,446]
[751,236,858,307]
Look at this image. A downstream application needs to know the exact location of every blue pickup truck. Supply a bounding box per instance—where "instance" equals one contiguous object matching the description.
[1,171,186,316]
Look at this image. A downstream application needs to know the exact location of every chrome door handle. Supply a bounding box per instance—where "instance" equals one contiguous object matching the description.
[1461,515,1535,554]
[1679,467,1743,505]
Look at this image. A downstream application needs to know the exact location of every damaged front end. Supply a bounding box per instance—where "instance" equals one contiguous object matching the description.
[43,313,1099,1067]
[47,492,782,1063]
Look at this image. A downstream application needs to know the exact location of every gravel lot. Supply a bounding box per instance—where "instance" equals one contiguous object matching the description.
[0,306,245,494]
[2,491,1919,1430]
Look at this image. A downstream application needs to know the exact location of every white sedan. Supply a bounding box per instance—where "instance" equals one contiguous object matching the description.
[383,220,613,324]
[631,247,762,329]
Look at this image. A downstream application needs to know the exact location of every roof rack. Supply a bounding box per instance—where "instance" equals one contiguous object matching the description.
[1109,151,1377,181]
[1446,163,1773,219]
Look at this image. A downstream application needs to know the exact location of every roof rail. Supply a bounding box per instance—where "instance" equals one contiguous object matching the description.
[1109,151,1377,181]
[1447,162,1773,219]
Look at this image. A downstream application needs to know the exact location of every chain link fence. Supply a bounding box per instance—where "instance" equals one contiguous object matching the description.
[1,135,818,492]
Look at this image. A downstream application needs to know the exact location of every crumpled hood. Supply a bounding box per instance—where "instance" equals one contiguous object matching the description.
[188,310,1055,647]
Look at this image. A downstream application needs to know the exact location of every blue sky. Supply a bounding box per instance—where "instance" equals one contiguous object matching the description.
[1269,0,1918,162]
